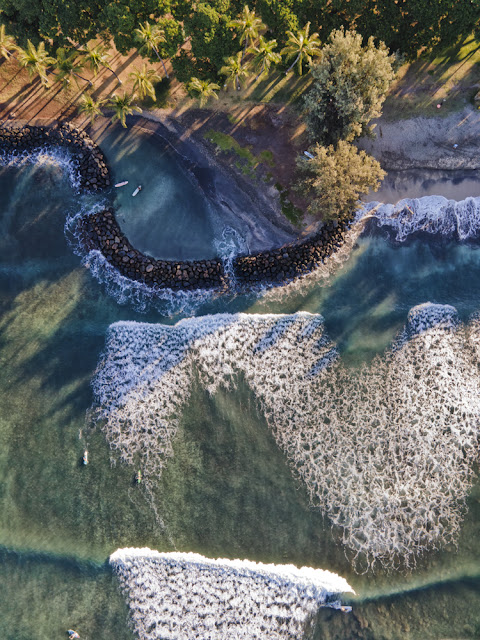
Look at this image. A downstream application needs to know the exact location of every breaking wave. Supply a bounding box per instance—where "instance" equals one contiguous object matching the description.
[0,145,81,191]
[65,206,219,316]
[93,306,480,570]
[110,548,354,640]
[363,195,480,242]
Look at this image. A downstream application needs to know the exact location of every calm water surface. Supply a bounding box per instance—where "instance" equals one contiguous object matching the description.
[1,147,480,639]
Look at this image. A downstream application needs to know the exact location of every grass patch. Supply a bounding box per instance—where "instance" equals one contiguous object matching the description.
[258,150,275,167]
[275,182,304,226]
[204,130,276,176]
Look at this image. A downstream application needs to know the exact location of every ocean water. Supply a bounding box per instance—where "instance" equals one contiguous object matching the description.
[1,142,480,639]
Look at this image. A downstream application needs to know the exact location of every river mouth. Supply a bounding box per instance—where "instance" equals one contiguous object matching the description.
[367,168,480,203]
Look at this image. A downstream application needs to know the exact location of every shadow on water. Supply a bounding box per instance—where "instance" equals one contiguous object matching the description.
[3,131,480,639]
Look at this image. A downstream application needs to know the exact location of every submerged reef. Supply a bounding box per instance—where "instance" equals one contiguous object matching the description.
[110,548,354,640]
[94,306,480,570]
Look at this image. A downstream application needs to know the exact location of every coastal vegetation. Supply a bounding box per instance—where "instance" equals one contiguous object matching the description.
[0,1,478,222]
[295,141,385,221]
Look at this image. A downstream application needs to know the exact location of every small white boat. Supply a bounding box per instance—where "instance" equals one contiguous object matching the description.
[67,631,81,639]
[132,185,142,197]
[303,150,314,159]
[115,181,128,187]
[83,450,89,465]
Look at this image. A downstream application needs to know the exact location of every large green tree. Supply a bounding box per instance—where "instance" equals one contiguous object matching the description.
[187,76,220,106]
[295,141,385,221]
[108,92,142,127]
[0,0,171,52]
[256,0,298,47]
[129,63,161,100]
[0,24,17,59]
[181,2,238,78]
[54,47,92,90]
[249,36,281,80]
[229,4,265,62]
[281,0,480,60]
[304,28,397,146]
[135,21,169,78]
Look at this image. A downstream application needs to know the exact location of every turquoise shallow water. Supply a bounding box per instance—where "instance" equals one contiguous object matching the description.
[94,125,217,261]
[1,146,480,638]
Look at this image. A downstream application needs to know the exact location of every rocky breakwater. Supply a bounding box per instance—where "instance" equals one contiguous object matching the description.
[78,209,226,291]
[0,122,110,191]
[79,209,352,293]
[233,219,351,286]
[0,121,353,292]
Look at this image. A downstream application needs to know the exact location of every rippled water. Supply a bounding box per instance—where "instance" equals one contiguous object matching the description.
[1,143,480,639]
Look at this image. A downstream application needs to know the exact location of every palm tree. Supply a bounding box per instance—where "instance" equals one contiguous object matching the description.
[281,22,321,75]
[108,93,142,128]
[249,36,281,81]
[220,51,250,91]
[0,25,18,60]
[82,43,122,85]
[78,93,106,124]
[229,5,266,63]
[187,77,220,107]
[129,64,161,101]
[135,22,169,78]
[17,40,55,87]
[55,48,92,90]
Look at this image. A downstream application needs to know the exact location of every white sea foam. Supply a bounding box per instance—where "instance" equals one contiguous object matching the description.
[362,195,480,241]
[0,145,81,191]
[94,306,480,569]
[110,548,354,640]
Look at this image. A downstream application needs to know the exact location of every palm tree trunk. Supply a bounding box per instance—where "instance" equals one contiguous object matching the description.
[73,71,93,86]
[241,39,248,64]
[285,52,300,75]
[106,65,122,85]
[255,59,265,81]
[153,47,169,79]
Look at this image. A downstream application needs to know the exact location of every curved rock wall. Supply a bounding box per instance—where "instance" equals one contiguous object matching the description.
[0,122,110,191]
[1,122,351,292]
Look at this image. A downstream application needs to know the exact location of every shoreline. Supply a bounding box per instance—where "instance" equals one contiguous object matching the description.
[357,105,480,171]
[2,108,479,297]
[0,118,351,294]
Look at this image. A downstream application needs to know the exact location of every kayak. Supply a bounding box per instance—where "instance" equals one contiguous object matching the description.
[114,181,128,187]
[132,185,142,197]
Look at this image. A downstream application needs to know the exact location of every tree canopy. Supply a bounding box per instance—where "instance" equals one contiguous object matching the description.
[1,0,478,69]
[295,141,385,221]
[304,29,397,146]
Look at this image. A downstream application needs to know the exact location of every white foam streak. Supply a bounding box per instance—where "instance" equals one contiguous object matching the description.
[0,145,81,191]
[110,548,354,640]
[362,195,480,241]
[94,306,480,569]
[258,218,366,304]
